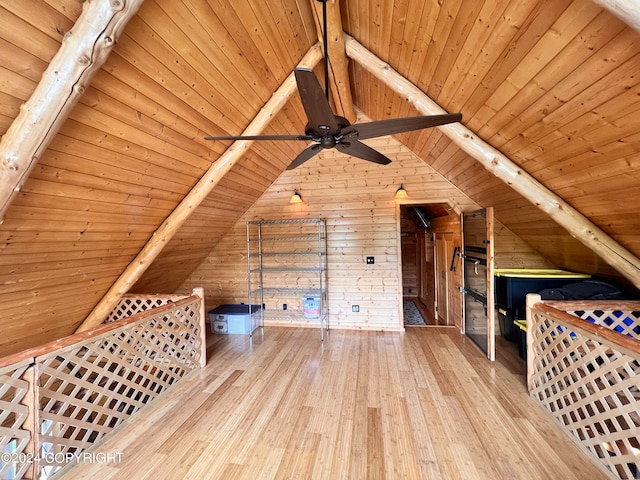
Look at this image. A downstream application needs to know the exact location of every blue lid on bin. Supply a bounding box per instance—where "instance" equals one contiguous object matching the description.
[209,304,261,315]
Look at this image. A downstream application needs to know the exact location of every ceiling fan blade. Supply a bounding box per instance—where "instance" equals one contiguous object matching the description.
[205,134,313,141]
[294,68,339,134]
[343,113,462,140]
[335,140,392,166]
[286,144,323,170]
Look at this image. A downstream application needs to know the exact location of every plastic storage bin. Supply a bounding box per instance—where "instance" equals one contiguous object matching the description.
[494,269,591,310]
[494,269,590,310]
[495,269,589,342]
[498,308,517,342]
[209,304,260,334]
[514,320,527,361]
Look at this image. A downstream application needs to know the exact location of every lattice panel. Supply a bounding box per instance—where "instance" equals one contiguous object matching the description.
[567,309,640,340]
[36,297,204,477]
[105,296,174,323]
[529,308,640,480]
[0,361,32,480]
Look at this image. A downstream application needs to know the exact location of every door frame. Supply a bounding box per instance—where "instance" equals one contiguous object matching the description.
[461,207,495,360]
[395,201,463,328]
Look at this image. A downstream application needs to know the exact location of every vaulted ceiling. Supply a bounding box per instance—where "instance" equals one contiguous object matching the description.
[1,0,640,353]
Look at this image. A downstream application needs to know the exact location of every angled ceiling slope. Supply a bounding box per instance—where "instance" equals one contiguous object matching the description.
[75,45,325,332]
[89,0,640,333]
[344,35,640,291]
[80,0,355,331]
[0,0,144,220]
[1,0,640,354]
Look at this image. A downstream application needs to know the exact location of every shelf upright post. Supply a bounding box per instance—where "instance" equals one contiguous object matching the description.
[247,221,251,333]
[316,218,326,340]
[322,220,329,335]
[247,221,265,336]
[257,222,264,333]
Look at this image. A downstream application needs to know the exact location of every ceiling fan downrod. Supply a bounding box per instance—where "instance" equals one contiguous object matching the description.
[317,0,330,101]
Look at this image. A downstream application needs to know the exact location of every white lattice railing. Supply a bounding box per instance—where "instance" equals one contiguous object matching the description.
[0,289,207,479]
[526,294,640,480]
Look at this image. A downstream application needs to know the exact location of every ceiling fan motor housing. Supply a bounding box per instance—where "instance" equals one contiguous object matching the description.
[306,115,351,148]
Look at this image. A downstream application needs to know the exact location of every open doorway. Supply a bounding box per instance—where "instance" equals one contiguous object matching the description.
[399,204,462,328]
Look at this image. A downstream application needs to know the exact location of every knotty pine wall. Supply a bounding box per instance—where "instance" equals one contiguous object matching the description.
[180,135,479,330]
[180,132,554,331]
[494,222,556,270]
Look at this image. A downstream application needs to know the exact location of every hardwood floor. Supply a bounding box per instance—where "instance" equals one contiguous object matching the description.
[60,327,608,479]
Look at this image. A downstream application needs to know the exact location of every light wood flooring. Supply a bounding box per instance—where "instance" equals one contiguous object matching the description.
[59,327,608,479]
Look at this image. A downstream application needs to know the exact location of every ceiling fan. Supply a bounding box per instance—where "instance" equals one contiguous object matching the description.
[205,1,462,170]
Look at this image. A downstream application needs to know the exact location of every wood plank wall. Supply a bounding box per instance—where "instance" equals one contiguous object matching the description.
[179,131,478,330]
[179,123,554,331]
[494,222,556,270]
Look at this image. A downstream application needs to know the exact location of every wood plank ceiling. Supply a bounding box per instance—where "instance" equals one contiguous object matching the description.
[1,0,639,354]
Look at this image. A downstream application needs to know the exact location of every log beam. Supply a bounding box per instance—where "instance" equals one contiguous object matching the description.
[591,0,640,32]
[344,34,640,290]
[0,0,144,222]
[75,44,324,332]
[309,0,356,123]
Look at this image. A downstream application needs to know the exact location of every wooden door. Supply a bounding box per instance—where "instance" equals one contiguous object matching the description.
[434,232,453,326]
[418,231,430,302]
[461,208,495,360]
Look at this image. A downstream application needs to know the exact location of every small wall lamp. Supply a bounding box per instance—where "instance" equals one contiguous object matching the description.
[394,184,408,199]
[290,190,303,203]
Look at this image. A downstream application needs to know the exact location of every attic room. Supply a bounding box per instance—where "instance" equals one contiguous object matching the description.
[1,0,639,479]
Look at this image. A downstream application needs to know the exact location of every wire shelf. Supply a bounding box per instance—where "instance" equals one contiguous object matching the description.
[247,218,328,340]
[247,218,324,225]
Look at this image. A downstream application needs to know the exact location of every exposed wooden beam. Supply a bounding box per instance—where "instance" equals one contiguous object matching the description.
[0,0,144,222]
[309,0,356,123]
[591,0,640,32]
[76,44,324,333]
[344,34,640,290]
